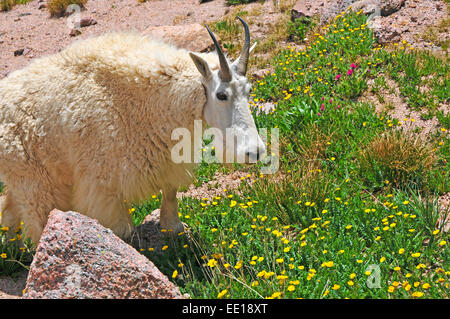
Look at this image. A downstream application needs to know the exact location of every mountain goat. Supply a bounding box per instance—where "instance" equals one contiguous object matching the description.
[0,18,266,243]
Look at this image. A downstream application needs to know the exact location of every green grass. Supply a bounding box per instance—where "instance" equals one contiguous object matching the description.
[1,10,449,298]
[226,0,260,5]
[287,17,316,43]
[358,130,439,192]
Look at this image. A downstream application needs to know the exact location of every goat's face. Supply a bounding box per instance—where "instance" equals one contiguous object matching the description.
[189,18,266,163]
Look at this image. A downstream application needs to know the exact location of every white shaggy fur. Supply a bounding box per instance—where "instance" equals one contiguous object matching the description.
[0,32,221,242]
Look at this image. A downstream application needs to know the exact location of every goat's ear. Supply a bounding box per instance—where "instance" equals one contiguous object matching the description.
[189,53,212,79]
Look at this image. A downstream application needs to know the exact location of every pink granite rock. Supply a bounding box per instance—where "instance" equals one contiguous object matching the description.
[291,0,406,23]
[23,209,183,299]
[291,0,327,21]
[379,0,405,16]
[371,16,401,44]
[291,0,353,23]
[78,17,97,28]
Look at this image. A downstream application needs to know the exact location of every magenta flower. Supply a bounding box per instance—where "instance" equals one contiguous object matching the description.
[320,104,325,112]
[351,63,356,69]
[347,69,353,76]
[317,112,321,116]
[335,74,341,80]
[329,99,333,103]
[321,97,325,101]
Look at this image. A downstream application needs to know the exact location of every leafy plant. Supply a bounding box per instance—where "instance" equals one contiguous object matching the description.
[287,17,314,42]
[358,130,438,191]
[0,0,30,11]
[47,0,87,17]
[226,0,259,5]
[0,226,34,276]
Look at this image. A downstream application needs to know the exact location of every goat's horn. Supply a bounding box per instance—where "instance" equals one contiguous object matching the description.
[205,24,232,82]
[236,16,250,76]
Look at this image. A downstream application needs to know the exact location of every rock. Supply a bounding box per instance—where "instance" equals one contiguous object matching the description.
[371,16,401,44]
[251,68,271,80]
[322,0,353,22]
[22,47,31,56]
[379,0,405,16]
[145,23,220,52]
[23,210,184,299]
[292,0,405,23]
[291,0,353,23]
[79,17,97,28]
[351,0,379,15]
[69,29,81,37]
[353,0,405,16]
[13,49,24,56]
[291,0,326,21]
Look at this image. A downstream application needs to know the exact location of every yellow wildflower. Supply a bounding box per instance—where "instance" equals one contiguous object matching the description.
[331,284,340,290]
[218,289,228,298]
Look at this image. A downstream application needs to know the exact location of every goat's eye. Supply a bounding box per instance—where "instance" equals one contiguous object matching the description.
[216,92,228,101]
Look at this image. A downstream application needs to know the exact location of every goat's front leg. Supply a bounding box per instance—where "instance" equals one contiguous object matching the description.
[160,187,184,235]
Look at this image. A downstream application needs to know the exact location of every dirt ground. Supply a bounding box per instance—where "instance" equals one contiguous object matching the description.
[0,0,231,78]
[359,75,449,138]
[0,271,27,298]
